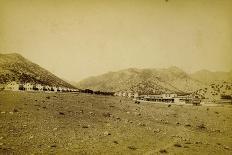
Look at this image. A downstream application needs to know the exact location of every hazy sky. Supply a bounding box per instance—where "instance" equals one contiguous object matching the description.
[0,0,231,81]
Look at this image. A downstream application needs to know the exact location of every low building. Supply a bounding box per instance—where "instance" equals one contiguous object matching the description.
[24,83,33,91]
[122,92,127,97]
[62,87,67,92]
[191,97,201,105]
[135,93,190,103]
[37,84,43,91]
[134,92,139,98]
[114,92,121,96]
[162,93,177,99]
[57,87,62,92]
[118,92,122,96]
[114,92,122,96]
[174,95,191,104]
[4,81,19,91]
[19,84,24,90]
[43,85,51,91]
[33,84,43,91]
[52,86,57,92]
[127,92,139,98]
[144,94,174,103]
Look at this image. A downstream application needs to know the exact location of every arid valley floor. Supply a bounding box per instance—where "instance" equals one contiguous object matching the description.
[0,91,231,154]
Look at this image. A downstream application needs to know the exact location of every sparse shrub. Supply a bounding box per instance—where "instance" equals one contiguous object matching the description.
[197,124,206,129]
[102,112,111,117]
[221,95,231,100]
[59,112,65,115]
[159,149,168,153]
[174,143,182,147]
[128,146,137,150]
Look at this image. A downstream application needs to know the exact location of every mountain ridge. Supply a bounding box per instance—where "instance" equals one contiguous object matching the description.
[76,67,207,94]
[0,53,76,88]
[190,69,232,84]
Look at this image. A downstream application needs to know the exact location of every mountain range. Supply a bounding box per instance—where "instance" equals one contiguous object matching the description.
[76,67,232,95]
[0,53,75,88]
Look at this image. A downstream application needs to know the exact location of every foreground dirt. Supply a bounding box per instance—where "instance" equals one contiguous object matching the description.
[0,91,232,155]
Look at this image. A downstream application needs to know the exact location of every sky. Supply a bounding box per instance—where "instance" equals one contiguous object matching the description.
[0,0,231,82]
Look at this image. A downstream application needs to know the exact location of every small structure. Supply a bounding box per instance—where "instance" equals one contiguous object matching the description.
[47,86,52,91]
[62,87,67,92]
[127,92,139,98]
[19,84,25,90]
[84,89,93,94]
[133,92,139,98]
[114,92,118,96]
[57,87,62,92]
[72,89,78,92]
[24,83,33,91]
[43,85,51,91]
[122,92,127,97]
[118,92,122,97]
[174,94,191,104]
[33,84,43,91]
[191,96,201,106]
[162,93,177,99]
[4,81,19,91]
[52,86,57,92]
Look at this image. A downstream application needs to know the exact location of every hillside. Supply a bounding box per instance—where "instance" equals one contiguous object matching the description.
[76,67,204,94]
[190,70,232,100]
[190,70,232,84]
[193,82,232,101]
[0,53,75,88]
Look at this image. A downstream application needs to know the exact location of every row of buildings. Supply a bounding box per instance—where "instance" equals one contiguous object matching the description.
[114,92,139,98]
[114,91,201,104]
[4,81,79,92]
[4,81,201,104]
[135,94,190,103]
[137,93,202,104]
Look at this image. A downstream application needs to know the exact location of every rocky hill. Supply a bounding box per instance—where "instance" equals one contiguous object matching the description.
[190,70,232,84]
[190,70,232,100]
[0,53,75,88]
[76,67,204,94]
[193,82,232,100]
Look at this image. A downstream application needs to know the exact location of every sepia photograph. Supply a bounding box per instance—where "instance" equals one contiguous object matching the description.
[0,0,232,154]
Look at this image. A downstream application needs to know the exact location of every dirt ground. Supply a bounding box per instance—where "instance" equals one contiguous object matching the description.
[0,91,231,155]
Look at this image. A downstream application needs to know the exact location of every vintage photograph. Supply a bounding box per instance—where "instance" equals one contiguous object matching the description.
[0,0,231,154]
